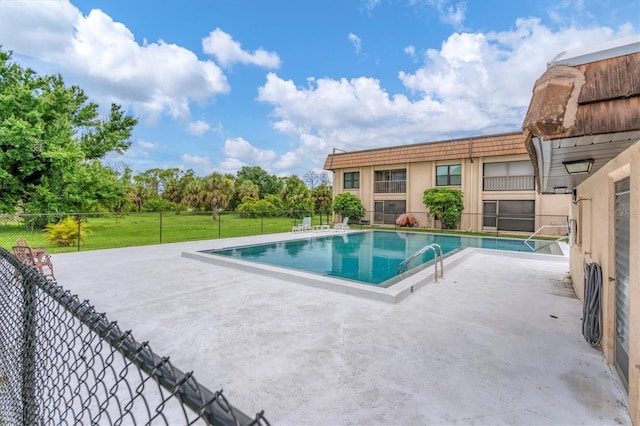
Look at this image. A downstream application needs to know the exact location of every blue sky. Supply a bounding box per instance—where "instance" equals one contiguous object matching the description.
[0,1,638,180]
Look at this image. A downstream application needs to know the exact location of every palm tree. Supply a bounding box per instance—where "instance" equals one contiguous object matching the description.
[201,173,235,220]
[235,179,259,201]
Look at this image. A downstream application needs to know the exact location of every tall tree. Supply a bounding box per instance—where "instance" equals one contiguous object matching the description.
[163,169,196,205]
[311,183,333,224]
[230,178,260,210]
[303,170,331,189]
[280,175,314,218]
[303,170,320,189]
[202,173,235,220]
[236,166,282,199]
[183,173,235,220]
[311,184,333,213]
[128,183,154,213]
[0,50,137,213]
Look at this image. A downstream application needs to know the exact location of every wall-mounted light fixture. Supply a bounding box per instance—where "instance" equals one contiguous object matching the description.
[554,186,569,194]
[563,159,594,175]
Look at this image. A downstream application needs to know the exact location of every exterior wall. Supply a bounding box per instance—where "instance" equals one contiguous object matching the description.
[569,140,640,425]
[330,148,569,235]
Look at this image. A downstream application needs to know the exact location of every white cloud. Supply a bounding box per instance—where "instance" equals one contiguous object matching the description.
[202,28,280,69]
[273,151,300,171]
[222,137,277,163]
[186,120,211,136]
[258,20,636,158]
[138,140,156,149]
[404,45,417,57]
[0,1,229,123]
[0,1,79,56]
[348,33,362,55]
[181,154,211,165]
[363,0,381,11]
[219,157,248,174]
[441,2,466,29]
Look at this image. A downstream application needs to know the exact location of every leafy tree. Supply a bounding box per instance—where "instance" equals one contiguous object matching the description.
[332,193,364,221]
[280,175,313,218]
[0,50,137,213]
[422,187,464,229]
[312,184,333,223]
[229,178,259,210]
[184,173,235,220]
[24,160,128,214]
[235,179,259,200]
[128,184,154,212]
[236,166,282,198]
[183,178,207,211]
[162,169,195,206]
[263,194,284,213]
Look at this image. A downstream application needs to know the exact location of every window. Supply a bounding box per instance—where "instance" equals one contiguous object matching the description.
[374,169,406,193]
[374,200,406,224]
[436,165,461,186]
[344,172,360,189]
[483,200,535,232]
[483,161,534,191]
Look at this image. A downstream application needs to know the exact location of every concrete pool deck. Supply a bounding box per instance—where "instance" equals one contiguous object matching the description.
[51,232,631,425]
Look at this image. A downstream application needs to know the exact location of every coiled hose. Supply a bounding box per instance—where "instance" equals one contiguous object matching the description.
[582,262,602,347]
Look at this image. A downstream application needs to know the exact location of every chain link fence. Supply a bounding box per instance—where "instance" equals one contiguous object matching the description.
[0,248,269,425]
[0,210,569,254]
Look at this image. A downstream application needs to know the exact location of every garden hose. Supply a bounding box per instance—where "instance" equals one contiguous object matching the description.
[582,261,602,347]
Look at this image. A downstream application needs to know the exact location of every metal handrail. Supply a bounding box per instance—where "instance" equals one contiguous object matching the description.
[524,224,569,252]
[398,243,444,281]
[524,224,569,243]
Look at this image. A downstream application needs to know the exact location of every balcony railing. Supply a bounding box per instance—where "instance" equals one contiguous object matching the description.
[483,175,535,191]
[374,180,406,193]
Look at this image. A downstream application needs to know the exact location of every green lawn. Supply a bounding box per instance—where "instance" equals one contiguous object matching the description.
[1,212,556,254]
[0,212,333,253]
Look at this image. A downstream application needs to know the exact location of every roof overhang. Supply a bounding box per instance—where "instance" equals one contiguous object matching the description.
[526,130,640,194]
[522,38,640,194]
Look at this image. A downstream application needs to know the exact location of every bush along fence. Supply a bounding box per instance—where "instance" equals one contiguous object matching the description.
[0,248,269,425]
[0,211,570,254]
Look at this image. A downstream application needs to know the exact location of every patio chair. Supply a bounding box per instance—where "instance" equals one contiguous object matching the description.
[334,217,350,231]
[292,216,312,232]
[13,240,56,280]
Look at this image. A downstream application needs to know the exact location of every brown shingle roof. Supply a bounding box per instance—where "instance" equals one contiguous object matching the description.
[323,132,527,170]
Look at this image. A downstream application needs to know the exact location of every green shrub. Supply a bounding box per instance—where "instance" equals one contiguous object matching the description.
[44,216,89,246]
[332,193,364,221]
[422,187,464,229]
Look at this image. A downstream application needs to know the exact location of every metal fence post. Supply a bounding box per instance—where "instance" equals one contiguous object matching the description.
[218,212,221,239]
[21,273,38,425]
[76,214,81,252]
[159,211,163,243]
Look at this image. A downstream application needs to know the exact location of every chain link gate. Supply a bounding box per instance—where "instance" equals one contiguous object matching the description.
[0,248,269,425]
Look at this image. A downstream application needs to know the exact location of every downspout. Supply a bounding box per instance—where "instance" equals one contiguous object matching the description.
[469,139,474,232]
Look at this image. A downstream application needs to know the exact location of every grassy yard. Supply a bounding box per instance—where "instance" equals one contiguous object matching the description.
[1,212,556,254]
[0,212,333,253]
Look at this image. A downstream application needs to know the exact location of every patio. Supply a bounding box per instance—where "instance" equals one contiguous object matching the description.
[50,233,631,425]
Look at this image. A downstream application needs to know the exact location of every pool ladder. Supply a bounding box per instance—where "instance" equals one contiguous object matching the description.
[398,243,444,281]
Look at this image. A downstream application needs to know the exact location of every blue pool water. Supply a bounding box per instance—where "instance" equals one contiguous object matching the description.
[204,230,562,287]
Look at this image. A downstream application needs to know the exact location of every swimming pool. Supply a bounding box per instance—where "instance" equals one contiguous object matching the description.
[198,230,562,287]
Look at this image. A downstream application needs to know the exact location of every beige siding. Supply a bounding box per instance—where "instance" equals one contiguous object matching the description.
[569,140,640,425]
[326,133,568,234]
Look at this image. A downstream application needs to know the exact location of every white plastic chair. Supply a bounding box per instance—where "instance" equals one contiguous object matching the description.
[293,216,312,232]
[334,217,350,231]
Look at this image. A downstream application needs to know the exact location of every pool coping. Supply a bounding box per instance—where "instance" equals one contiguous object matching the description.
[182,237,568,304]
